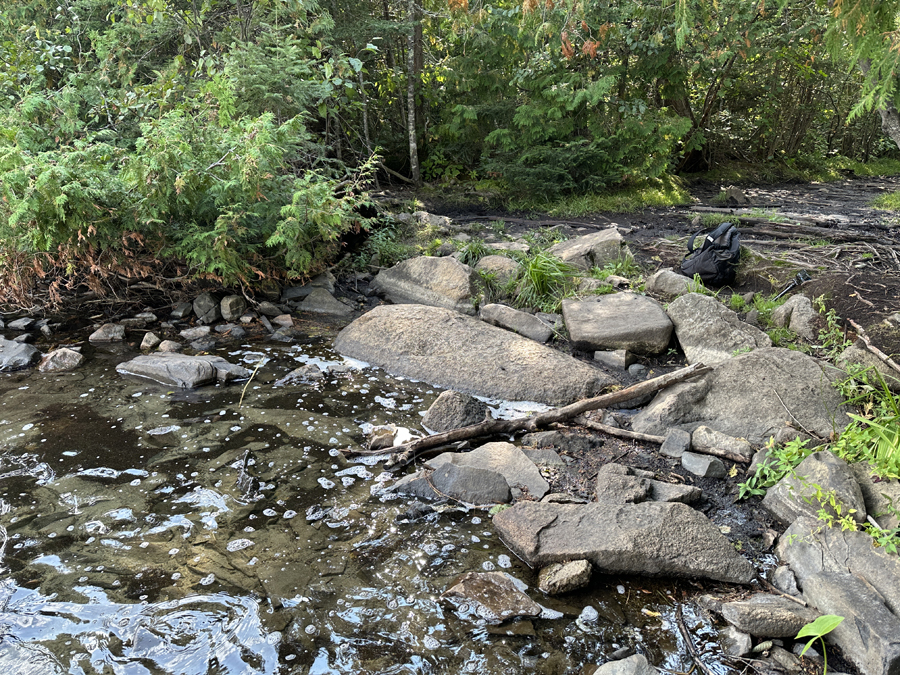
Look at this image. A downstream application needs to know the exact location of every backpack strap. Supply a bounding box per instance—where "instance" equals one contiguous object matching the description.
[686,222,734,254]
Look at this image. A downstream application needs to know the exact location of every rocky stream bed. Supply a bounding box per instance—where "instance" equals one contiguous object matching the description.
[2,177,900,675]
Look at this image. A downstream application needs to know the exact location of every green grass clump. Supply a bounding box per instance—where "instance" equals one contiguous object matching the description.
[507,250,578,313]
[456,239,492,266]
[508,175,692,217]
[871,191,900,210]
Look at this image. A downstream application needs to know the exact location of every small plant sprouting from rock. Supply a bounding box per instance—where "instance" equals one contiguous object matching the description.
[796,615,844,675]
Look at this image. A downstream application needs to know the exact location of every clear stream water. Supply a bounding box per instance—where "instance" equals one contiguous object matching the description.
[0,326,731,674]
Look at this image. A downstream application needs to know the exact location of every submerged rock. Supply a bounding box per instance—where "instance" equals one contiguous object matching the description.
[116,353,251,388]
[493,501,754,584]
[333,305,615,405]
[442,571,542,624]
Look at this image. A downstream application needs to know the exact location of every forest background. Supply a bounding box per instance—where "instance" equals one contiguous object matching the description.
[2,0,900,303]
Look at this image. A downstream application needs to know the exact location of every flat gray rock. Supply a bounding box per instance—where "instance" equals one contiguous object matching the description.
[691,426,754,462]
[595,463,701,504]
[562,293,673,355]
[681,452,726,478]
[116,353,251,388]
[0,338,40,371]
[430,462,511,505]
[802,572,900,675]
[89,323,125,342]
[8,317,36,330]
[493,501,755,584]
[762,451,866,525]
[538,560,592,595]
[646,269,692,298]
[480,304,553,343]
[371,256,477,314]
[427,442,549,499]
[667,293,771,365]
[720,594,819,638]
[334,305,615,405]
[632,348,850,445]
[548,228,628,271]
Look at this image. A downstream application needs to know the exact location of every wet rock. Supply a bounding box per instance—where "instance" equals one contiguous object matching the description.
[116,353,251,388]
[632,348,850,445]
[38,348,84,372]
[389,470,442,501]
[298,288,353,317]
[681,452,726,478]
[586,654,657,675]
[272,314,294,328]
[422,390,489,432]
[480,304,553,343]
[334,305,615,405]
[8,317,36,330]
[646,269,692,298]
[492,501,755,584]
[538,560,593,595]
[548,228,629,272]
[593,349,635,370]
[430,462,511,504]
[442,571,542,624]
[180,326,211,340]
[719,626,753,657]
[220,295,248,322]
[721,594,819,638]
[396,501,435,522]
[191,338,217,351]
[158,340,182,352]
[666,293,771,366]
[771,295,821,342]
[777,514,900,616]
[562,293,673,355]
[691,426,754,462]
[768,646,803,674]
[801,572,900,675]
[660,428,691,459]
[371,256,478,315]
[141,332,162,350]
[89,323,125,342]
[274,364,324,386]
[427,441,549,499]
[475,255,520,286]
[594,463,701,505]
[193,291,222,323]
[762,451,866,526]
[367,425,396,451]
[170,302,193,318]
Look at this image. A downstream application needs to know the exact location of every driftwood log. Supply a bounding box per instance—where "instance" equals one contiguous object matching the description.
[342,362,711,467]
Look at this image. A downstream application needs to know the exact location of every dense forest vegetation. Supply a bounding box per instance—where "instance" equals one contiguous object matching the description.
[2,0,900,302]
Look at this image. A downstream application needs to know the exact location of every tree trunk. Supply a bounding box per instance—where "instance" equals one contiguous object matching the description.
[406,0,421,187]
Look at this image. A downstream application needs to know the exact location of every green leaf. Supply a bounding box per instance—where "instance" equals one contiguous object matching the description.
[796,615,844,641]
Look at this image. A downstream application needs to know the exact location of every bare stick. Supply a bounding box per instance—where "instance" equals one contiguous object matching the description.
[342,363,710,467]
[676,605,716,675]
[848,319,900,376]
[574,416,666,444]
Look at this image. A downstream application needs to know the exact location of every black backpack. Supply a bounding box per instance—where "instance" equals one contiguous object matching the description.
[679,222,741,287]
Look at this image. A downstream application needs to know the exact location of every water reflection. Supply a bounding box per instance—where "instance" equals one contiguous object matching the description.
[0,334,726,673]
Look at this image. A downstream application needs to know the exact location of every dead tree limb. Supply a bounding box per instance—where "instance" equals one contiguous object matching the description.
[848,319,900,376]
[342,362,711,467]
[676,605,717,675]
[574,416,666,444]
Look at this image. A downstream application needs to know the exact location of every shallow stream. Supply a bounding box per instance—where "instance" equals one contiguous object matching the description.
[0,325,733,674]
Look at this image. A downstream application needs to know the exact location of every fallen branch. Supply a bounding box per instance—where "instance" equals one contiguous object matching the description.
[848,319,900,377]
[574,416,666,444]
[676,605,716,675]
[342,362,711,467]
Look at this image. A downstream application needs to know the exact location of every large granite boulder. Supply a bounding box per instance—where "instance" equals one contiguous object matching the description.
[562,293,673,355]
[0,338,40,371]
[666,293,771,365]
[493,501,754,584]
[548,228,629,271]
[632,348,850,445]
[371,256,477,314]
[333,305,615,405]
[116,353,251,388]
